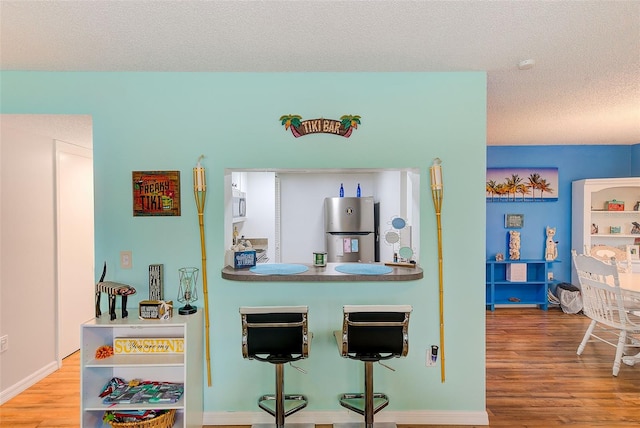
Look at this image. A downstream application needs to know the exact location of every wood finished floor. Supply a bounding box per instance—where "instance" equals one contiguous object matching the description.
[1,307,640,427]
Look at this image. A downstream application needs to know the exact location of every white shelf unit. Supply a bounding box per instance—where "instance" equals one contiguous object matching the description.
[572,177,640,283]
[80,312,203,427]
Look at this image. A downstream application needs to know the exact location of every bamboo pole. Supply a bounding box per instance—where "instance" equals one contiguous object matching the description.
[194,156,212,386]
[430,158,445,383]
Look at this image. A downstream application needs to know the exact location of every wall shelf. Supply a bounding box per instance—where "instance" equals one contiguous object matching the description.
[486,259,557,311]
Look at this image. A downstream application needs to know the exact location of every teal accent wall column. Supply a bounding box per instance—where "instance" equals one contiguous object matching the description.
[1,72,487,418]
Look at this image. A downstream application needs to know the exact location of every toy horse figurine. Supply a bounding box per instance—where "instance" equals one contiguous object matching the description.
[96,262,137,320]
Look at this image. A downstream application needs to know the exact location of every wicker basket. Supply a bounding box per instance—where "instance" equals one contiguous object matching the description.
[107,409,176,428]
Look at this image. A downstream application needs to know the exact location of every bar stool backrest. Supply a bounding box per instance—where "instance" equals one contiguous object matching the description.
[240,305,309,364]
[340,304,412,362]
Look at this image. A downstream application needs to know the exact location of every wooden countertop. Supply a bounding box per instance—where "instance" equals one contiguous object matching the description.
[221,262,423,282]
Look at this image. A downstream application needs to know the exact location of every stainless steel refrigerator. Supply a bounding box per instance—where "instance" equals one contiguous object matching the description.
[324,196,375,263]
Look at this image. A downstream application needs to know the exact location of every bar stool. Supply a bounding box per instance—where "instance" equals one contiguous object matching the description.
[240,306,312,428]
[333,305,412,428]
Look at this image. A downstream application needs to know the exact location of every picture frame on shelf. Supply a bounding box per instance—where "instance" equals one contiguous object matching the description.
[629,245,639,260]
[148,264,164,300]
[504,213,524,229]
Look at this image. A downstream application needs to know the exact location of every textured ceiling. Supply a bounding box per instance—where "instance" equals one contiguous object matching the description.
[1,0,639,146]
[0,114,93,148]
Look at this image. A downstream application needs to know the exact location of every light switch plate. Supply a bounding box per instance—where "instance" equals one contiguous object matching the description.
[120,251,132,269]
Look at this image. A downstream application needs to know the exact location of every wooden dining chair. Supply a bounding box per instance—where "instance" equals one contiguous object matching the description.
[572,250,640,376]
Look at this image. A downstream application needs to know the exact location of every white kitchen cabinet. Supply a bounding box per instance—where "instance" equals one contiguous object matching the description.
[231,171,247,193]
[572,178,640,282]
[80,312,203,427]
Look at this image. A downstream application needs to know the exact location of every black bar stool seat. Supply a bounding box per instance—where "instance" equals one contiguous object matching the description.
[334,304,412,428]
[240,306,312,428]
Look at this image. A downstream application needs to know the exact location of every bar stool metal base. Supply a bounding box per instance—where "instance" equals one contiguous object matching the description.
[255,363,309,428]
[339,392,389,415]
[253,424,315,428]
[336,361,395,428]
[258,394,308,418]
[333,423,397,428]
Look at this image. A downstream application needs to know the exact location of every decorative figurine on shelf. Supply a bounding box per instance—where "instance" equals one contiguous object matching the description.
[95,345,114,360]
[634,201,640,211]
[632,222,640,234]
[95,262,137,321]
[545,226,558,261]
[495,253,504,261]
[508,230,521,260]
[591,223,599,234]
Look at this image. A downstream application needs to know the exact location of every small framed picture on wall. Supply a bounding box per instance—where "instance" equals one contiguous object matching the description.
[132,171,181,216]
[132,171,180,216]
[629,245,640,260]
[504,214,524,229]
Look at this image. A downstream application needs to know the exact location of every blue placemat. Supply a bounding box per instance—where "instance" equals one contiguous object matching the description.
[334,264,393,275]
[250,264,309,275]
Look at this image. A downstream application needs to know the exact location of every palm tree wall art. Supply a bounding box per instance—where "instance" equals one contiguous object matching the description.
[486,168,558,202]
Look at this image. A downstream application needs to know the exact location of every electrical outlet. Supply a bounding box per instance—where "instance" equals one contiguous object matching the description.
[120,251,132,269]
[1,335,8,353]
[426,345,438,367]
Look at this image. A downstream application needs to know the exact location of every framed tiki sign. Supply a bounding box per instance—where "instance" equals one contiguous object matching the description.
[132,171,181,216]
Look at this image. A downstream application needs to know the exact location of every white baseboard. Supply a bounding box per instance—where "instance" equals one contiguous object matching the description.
[494,304,537,309]
[0,360,60,405]
[204,410,489,426]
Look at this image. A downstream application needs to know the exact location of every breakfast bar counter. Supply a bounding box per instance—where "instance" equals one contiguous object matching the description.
[221,262,423,282]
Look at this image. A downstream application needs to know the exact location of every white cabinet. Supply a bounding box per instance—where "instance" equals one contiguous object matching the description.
[231,171,247,193]
[80,312,203,427]
[572,178,640,281]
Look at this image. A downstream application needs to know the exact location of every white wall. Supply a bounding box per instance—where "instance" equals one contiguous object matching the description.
[278,171,409,263]
[237,171,276,261]
[375,170,403,262]
[0,115,93,404]
[0,125,58,402]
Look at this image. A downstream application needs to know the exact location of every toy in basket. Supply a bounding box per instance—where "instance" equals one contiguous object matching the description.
[103,409,175,428]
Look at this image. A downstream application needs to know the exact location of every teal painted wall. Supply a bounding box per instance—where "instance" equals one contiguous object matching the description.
[1,72,487,412]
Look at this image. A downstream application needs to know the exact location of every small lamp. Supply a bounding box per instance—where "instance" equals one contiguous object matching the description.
[177,267,199,315]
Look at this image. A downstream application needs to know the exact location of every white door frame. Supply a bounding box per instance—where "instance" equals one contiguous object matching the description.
[55,140,94,364]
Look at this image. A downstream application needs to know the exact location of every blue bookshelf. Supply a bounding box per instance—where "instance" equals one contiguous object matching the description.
[486,260,559,311]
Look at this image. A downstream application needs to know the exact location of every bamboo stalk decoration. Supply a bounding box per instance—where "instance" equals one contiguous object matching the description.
[430,157,445,383]
[194,155,212,386]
